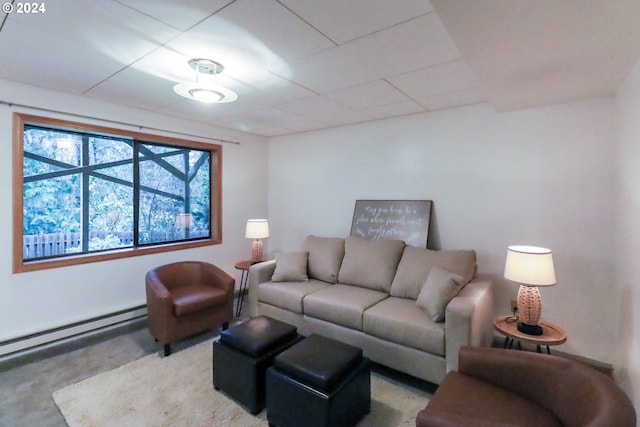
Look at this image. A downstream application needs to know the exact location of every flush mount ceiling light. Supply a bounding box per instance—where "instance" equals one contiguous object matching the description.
[173,58,237,104]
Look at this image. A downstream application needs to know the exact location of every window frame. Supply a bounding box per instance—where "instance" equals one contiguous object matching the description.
[12,113,222,273]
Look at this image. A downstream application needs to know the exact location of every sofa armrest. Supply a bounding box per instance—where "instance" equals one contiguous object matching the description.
[444,277,493,372]
[247,260,277,318]
[145,271,174,343]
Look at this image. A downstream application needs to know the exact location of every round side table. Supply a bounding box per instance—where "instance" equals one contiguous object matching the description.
[234,260,254,317]
[493,315,567,354]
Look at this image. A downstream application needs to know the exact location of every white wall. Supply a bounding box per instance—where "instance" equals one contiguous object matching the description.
[613,58,640,412]
[267,100,618,366]
[0,80,269,343]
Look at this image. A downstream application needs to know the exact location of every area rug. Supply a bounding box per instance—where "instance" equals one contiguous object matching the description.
[53,340,430,427]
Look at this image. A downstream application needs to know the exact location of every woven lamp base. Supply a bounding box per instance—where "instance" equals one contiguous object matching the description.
[517,284,544,335]
[251,239,263,263]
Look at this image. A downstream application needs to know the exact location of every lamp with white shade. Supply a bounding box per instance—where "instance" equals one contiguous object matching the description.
[503,245,556,336]
[174,213,193,238]
[245,219,269,263]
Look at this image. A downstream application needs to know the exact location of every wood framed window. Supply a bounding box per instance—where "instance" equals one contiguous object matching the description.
[12,113,222,273]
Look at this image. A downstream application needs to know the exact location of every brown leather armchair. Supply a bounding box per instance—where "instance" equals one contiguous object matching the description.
[145,261,235,356]
[417,346,636,427]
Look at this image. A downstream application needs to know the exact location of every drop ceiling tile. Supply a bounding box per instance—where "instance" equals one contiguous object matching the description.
[0,1,178,93]
[84,68,180,110]
[213,117,293,137]
[85,50,254,113]
[272,46,379,93]
[216,0,335,59]
[238,72,317,106]
[324,80,409,110]
[362,100,426,120]
[236,108,325,133]
[280,0,432,44]
[388,60,479,99]
[277,96,372,126]
[416,87,487,111]
[341,13,461,79]
[157,97,246,124]
[165,0,334,81]
[123,46,237,86]
[115,0,234,31]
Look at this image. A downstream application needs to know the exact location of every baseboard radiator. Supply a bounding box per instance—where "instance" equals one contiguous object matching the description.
[0,305,147,358]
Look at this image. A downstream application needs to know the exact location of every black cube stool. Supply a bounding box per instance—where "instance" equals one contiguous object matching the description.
[266,334,371,427]
[213,316,302,414]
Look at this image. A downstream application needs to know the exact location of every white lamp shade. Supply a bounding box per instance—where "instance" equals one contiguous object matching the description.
[245,219,269,239]
[504,245,556,286]
[174,213,193,229]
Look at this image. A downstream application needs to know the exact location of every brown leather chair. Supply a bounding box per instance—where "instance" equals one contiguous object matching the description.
[417,346,636,427]
[145,261,234,356]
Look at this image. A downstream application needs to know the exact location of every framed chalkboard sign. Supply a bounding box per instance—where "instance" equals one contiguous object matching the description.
[350,200,432,247]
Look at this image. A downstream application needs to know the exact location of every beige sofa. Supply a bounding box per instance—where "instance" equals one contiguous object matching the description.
[247,235,493,385]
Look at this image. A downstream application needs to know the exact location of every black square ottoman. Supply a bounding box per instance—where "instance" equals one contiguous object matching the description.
[266,334,371,427]
[213,316,303,414]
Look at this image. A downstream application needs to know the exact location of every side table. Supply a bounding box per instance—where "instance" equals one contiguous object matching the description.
[234,260,252,317]
[493,315,567,354]
[234,260,266,317]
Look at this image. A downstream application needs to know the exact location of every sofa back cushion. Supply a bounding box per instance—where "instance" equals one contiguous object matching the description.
[301,235,345,283]
[390,246,477,299]
[338,236,405,292]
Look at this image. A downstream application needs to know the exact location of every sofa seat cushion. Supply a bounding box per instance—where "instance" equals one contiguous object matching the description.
[303,284,388,331]
[258,280,331,314]
[172,284,228,316]
[391,246,477,299]
[418,371,562,427]
[363,297,445,356]
[338,236,405,292]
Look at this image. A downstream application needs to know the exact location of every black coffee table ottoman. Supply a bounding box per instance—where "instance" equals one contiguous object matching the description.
[213,316,303,414]
[266,334,371,427]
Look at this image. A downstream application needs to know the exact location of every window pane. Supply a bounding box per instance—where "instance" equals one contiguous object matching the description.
[189,152,211,238]
[23,175,81,259]
[88,136,132,165]
[138,192,184,244]
[24,127,82,168]
[15,114,220,272]
[86,137,134,252]
[138,144,211,244]
[88,177,133,251]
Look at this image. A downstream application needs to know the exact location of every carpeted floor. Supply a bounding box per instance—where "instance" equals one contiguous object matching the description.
[0,319,220,427]
[53,339,431,427]
[1,318,435,427]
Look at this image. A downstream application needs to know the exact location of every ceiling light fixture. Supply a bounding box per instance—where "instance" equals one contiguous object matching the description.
[173,58,237,104]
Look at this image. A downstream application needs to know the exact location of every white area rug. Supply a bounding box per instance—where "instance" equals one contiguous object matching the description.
[53,340,430,427]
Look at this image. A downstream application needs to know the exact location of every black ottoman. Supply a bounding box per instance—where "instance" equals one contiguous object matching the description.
[213,316,302,414]
[266,334,371,427]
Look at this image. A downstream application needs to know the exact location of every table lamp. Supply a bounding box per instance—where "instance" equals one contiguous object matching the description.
[503,245,556,335]
[245,219,269,263]
[174,213,193,238]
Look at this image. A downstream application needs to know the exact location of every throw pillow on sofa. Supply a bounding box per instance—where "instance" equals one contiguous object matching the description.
[272,251,309,282]
[416,266,465,322]
[302,235,345,283]
[338,236,405,292]
[391,246,476,300]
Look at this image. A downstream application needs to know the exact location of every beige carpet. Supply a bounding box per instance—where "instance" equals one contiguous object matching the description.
[53,340,430,427]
